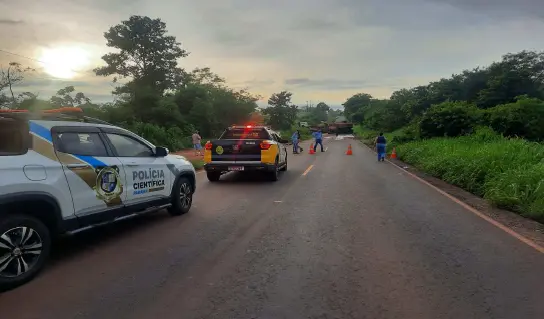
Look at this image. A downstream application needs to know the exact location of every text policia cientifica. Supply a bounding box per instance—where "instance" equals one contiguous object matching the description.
[132,169,166,190]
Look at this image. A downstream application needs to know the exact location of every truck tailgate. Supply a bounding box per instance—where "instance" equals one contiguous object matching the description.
[210,139,262,162]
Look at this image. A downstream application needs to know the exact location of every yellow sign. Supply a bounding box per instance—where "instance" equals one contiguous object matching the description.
[216,145,224,155]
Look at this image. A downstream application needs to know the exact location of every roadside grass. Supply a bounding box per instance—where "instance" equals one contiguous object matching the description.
[190,159,205,170]
[397,130,544,222]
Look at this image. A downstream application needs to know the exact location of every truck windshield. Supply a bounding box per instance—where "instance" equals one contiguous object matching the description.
[220,128,269,139]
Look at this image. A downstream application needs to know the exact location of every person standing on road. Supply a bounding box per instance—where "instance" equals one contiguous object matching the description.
[296,130,303,152]
[291,130,300,154]
[312,129,324,152]
[374,132,387,162]
[192,130,203,156]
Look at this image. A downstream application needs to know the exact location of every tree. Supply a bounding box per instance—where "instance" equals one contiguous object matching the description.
[182,67,225,87]
[50,86,91,107]
[314,102,330,122]
[419,101,479,138]
[94,15,188,96]
[342,93,372,120]
[0,62,35,108]
[263,91,298,130]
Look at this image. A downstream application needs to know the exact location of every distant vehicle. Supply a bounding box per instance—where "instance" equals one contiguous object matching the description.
[316,121,353,134]
[0,107,196,291]
[203,125,288,182]
[299,122,309,127]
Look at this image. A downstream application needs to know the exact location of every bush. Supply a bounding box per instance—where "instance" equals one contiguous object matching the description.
[397,128,544,222]
[483,96,544,141]
[279,126,312,141]
[353,125,378,140]
[419,101,480,138]
[126,122,190,151]
[390,122,420,145]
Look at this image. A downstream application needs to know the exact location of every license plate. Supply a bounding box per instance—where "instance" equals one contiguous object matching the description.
[232,145,240,151]
[228,166,244,171]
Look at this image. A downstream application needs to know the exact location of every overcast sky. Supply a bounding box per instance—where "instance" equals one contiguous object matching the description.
[1,0,543,108]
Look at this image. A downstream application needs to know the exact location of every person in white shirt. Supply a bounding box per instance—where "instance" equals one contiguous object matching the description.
[192,130,202,156]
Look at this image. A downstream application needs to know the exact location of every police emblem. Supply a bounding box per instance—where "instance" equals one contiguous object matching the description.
[216,145,224,155]
[95,166,123,202]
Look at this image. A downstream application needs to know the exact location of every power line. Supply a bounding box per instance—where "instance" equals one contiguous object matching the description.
[0,48,92,76]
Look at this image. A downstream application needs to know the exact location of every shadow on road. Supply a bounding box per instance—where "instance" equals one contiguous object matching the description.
[215,171,287,184]
[49,212,172,266]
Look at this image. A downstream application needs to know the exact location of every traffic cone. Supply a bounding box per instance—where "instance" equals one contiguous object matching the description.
[309,144,315,154]
[390,147,397,159]
[346,144,353,155]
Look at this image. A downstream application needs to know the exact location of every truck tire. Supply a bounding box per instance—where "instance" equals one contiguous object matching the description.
[168,177,193,216]
[280,155,287,171]
[0,214,52,292]
[207,172,221,182]
[269,159,279,181]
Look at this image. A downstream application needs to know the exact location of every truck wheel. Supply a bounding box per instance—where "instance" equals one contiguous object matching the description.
[207,172,221,182]
[269,159,279,181]
[0,214,51,292]
[168,177,193,216]
[280,155,287,171]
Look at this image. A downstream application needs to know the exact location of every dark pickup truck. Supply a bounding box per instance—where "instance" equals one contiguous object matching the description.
[203,125,289,182]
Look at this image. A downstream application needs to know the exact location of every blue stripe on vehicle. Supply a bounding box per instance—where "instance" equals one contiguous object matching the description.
[29,121,107,168]
[29,121,53,142]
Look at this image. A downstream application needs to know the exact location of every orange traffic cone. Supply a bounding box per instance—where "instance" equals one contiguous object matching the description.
[390,147,397,159]
[309,144,315,154]
[346,144,353,155]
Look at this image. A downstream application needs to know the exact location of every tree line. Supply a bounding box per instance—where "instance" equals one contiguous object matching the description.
[0,15,344,150]
[343,50,544,143]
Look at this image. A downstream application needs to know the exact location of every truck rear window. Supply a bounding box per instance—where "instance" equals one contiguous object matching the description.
[0,119,29,156]
[220,128,269,139]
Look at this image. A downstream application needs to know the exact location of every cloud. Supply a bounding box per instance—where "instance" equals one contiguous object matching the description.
[284,78,367,91]
[1,0,544,107]
[0,19,24,25]
[425,0,544,20]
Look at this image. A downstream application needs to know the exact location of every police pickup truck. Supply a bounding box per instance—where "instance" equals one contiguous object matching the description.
[0,107,196,291]
[203,125,289,182]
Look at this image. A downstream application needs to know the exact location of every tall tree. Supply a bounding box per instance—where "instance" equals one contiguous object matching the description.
[342,93,372,120]
[94,15,188,96]
[263,91,298,130]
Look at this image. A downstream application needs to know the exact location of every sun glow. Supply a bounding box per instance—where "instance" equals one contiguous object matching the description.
[39,46,90,79]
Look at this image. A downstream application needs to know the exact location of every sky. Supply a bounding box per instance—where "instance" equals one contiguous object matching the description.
[1,0,544,108]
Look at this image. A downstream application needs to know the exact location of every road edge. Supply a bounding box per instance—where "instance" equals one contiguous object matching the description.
[358,140,544,253]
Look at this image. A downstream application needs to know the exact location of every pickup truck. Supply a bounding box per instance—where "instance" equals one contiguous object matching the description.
[203,125,289,182]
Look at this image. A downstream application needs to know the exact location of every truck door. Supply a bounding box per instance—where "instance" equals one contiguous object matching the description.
[101,129,172,206]
[51,126,127,218]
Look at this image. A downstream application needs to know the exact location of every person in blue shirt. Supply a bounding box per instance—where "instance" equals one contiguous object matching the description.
[312,129,324,152]
[374,132,387,161]
[291,130,300,154]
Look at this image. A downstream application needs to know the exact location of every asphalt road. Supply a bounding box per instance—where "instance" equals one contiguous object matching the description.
[1,137,543,319]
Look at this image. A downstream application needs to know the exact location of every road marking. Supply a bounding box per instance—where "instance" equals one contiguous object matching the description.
[274,200,282,203]
[383,154,544,254]
[302,164,314,176]
[324,147,328,152]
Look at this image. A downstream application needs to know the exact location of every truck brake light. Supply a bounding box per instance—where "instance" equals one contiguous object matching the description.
[205,141,212,150]
[260,140,272,150]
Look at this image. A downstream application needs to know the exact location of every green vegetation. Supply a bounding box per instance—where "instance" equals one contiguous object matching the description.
[0,15,339,152]
[345,50,544,221]
[398,128,544,222]
[190,159,205,170]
